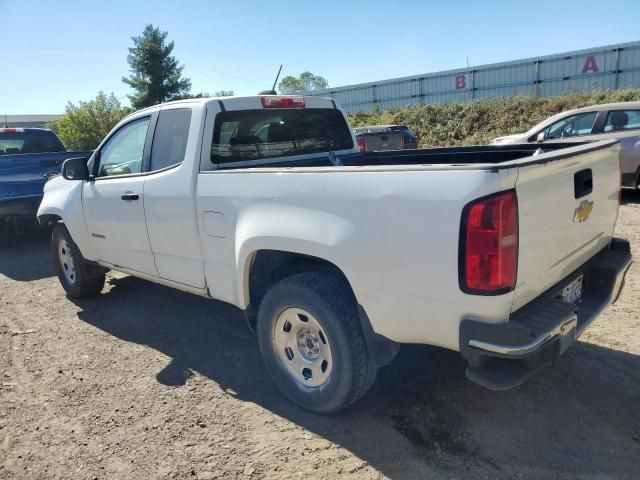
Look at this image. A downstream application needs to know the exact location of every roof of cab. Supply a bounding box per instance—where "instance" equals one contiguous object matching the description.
[353,125,410,134]
[565,101,640,115]
[120,95,338,122]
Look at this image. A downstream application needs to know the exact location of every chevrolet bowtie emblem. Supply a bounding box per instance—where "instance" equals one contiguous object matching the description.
[574,199,594,223]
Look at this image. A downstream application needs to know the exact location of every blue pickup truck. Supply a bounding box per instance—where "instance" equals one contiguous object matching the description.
[0,128,91,229]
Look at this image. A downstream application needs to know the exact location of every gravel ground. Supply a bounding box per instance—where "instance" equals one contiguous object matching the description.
[1,190,639,480]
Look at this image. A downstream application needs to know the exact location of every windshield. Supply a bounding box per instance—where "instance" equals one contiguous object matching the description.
[525,111,579,138]
[0,130,65,155]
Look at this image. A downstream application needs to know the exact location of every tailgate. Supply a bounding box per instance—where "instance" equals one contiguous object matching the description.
[512,140,621,311]
[0,153,70,200]
[363,132,403,151]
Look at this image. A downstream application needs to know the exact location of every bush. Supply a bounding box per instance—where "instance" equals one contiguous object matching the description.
[48,92,132,151]
[348,89,640,147]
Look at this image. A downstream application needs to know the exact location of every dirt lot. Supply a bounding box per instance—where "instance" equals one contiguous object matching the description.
[1,191,639,480]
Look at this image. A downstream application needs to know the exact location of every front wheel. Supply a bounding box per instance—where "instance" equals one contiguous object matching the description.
[257,272,376,413]
[52,224,105,298]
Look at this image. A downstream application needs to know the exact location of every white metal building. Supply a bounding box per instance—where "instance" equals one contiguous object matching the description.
[2,114,62,128]
[306,41,640,114]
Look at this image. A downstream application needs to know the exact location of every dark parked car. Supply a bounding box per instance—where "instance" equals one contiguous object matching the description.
[0,128,91,228]
[353,125,418,152]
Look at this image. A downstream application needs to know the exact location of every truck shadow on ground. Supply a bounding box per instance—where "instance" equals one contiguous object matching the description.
[73,274,640,479]
[622,188,640,204]
[0,227,54,281]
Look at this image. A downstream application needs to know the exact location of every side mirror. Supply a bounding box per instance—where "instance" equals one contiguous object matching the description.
[536,132,545,143]
[61,157,90,181]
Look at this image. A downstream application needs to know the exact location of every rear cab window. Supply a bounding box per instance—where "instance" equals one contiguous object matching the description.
[210,108,353,166]
[0,129,65,155]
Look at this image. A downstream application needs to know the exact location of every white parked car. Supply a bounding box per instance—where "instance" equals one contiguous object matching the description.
[490,101,640,189]
[38,95,631,413]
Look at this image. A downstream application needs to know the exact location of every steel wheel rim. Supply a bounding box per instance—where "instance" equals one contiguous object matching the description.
[58,240,76,284]
[273,307,333,388]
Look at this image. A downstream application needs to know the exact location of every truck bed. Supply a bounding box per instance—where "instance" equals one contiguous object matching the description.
[215,141,594,169]
[201,136,621,351]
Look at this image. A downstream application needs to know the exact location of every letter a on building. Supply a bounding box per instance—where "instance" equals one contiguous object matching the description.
[582,55,599,74]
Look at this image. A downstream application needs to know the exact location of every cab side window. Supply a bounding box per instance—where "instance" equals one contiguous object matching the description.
[603,110,640,132]
[97,117,150,177]
[150,109,192,171]
[544,112,598,140]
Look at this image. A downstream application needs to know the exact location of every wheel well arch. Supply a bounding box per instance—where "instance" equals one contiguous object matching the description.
[245,250,355,326]
[243,249,400,366]
[37,214,63,225]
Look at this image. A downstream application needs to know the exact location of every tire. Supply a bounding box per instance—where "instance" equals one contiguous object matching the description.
[52,224,105,298]
[257,272,377,413]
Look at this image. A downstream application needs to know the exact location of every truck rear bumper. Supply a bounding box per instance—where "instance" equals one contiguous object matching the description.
[459,238,632,390]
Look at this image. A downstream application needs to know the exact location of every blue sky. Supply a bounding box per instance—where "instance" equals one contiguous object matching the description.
[1,0,639,114]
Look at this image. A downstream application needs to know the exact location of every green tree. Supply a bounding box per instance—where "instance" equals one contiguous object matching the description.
[48,92,132,151]
[172,90,235,100]
[278,72,328,94]
[122,24,192,109]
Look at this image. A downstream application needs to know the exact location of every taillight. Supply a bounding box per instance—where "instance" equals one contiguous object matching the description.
[261,96,305,108]
[460,190,518,294]
[357,137,366,152]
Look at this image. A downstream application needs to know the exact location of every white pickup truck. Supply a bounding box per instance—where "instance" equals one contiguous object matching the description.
[38,95,632,413]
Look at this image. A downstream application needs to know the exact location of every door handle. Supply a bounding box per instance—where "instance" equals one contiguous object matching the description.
[121,193,139,201]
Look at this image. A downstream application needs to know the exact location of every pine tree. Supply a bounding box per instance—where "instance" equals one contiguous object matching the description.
[122,24,192,109]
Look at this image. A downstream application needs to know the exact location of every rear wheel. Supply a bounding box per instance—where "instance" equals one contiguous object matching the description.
[257,272,376,413]
[52,224,105,298]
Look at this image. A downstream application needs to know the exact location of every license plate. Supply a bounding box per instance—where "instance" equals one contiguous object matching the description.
[560,275,583,305]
